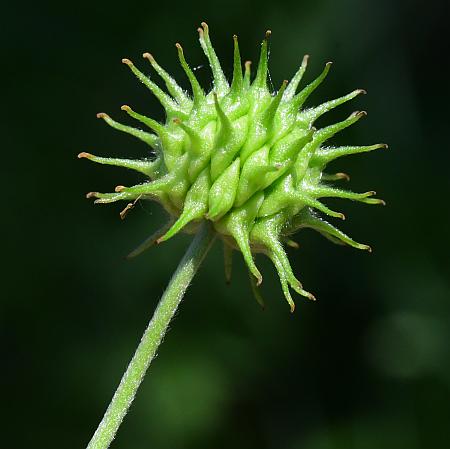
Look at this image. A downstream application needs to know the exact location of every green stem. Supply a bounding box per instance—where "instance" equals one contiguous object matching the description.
[87,222,216,449]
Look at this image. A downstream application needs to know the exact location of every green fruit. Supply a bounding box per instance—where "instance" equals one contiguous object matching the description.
[80,22,386,311]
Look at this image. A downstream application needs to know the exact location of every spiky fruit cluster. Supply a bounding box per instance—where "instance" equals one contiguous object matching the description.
[80,23,386,311]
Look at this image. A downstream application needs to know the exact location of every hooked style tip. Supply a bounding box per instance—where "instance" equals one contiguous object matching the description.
[350,110,367,119]
[338,172,350,181]
[201,21,209,32]
[115,185,126,192]
[265,30,272,39]
[86,192,98,199]
[175,42,182,51]
[142,52,154,62]
[302,54,310,65]
[120,105,131,112]
[381,143,389,149]
[245,60,252,69]
[338,213,346,220]
[121,58,133,66]
[357,88,367,95]
[173,117,182,124]
[364,245,373,253]
[77,152,92,159]
[96,112,109,119]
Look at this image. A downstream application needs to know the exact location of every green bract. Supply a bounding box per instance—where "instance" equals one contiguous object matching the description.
[80,23,386,311]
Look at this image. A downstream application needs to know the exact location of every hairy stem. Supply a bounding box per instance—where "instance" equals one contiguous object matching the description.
[87,222,216,449]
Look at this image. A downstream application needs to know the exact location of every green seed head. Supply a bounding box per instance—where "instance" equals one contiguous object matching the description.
[80,23,386,311]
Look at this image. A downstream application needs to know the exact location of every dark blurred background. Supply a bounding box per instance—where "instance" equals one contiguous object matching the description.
[2,0,449,447]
